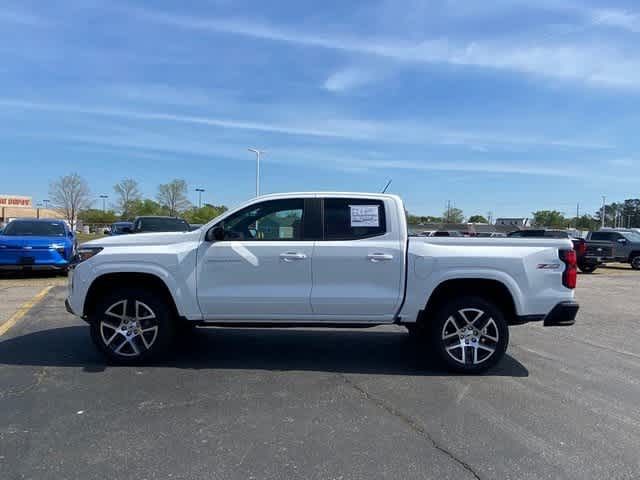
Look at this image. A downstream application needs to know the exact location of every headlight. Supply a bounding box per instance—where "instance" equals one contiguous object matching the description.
[51,243,66,255]
[73,246,103,264]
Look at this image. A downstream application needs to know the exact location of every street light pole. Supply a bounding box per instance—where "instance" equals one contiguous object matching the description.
[248,148,265,197]
[601,196,606,229]
[195,188,205,208]
[100,195,108,212]
[43,199,50,209]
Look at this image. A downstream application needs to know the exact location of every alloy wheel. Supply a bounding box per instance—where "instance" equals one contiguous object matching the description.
[441,308,499,365]
[100,299,159,357]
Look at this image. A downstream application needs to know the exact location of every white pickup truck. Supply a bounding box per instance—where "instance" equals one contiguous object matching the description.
[66,192,578,373]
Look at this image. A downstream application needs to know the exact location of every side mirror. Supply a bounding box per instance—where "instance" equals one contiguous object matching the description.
[617,238,628,244]
[206,226,226,242]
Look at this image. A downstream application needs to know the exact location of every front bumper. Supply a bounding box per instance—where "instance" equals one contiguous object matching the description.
[0,263,68,271]
[543,301,579,327]
[65,298,74,315]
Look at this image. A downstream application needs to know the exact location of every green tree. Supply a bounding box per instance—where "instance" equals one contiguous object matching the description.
[157,179,191,216]
[532,210,566,228]
[443,207,464,223]
[468,215,488,223]
[78,208,118,224]
[184,204,228,224]
[571,215,597,230]
[126,199,166,218]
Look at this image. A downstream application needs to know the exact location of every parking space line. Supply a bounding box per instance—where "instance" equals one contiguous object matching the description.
[0,285,54,337]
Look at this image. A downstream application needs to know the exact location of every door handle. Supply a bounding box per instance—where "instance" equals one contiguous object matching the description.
[280,252,307,262]
[368,253,393,262]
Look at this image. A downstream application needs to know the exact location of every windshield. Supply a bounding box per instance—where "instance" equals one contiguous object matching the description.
[3,221,66,237]
[624,232,640,242]
[136,218,189,232]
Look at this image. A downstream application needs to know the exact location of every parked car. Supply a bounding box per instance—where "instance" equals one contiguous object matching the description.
[0,218,75,274]
[189,223,203,231]
[430,230,462,237]
[66,192,578,373]
[507,229,611,273]
[132,216,190,233]
[477,232,506,238]
[109,221,134,235]
[586,229,640,270]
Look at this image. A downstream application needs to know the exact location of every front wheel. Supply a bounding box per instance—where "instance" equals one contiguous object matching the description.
[631,255,640,270]
[430,296,509,374]
[89,287,175,364]
[578,261,597,273]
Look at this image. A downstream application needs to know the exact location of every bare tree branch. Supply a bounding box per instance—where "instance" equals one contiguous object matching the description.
[157,179,190,216]
[113,178,141,218]
[49,173,91,228]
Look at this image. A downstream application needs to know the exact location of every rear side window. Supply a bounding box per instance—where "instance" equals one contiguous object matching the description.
[324,198,386,240]
[590,232,618,241]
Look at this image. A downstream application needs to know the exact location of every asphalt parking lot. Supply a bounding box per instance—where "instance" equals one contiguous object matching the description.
[0,268,639,479]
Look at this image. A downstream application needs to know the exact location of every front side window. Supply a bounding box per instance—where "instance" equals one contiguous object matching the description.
[324,198,386,240]
[220,199,304,241]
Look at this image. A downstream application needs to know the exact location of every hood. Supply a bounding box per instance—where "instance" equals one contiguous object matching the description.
[83,230,199,247]
[0,235,71,248]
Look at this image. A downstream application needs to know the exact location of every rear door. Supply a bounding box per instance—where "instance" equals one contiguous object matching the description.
[310,197,404,320]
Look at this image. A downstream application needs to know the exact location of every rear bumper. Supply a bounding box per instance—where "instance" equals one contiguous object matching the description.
[543,301,579,327]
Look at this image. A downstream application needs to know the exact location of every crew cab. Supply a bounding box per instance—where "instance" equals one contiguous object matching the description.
[586,229,640,270]
[66,193,579,373]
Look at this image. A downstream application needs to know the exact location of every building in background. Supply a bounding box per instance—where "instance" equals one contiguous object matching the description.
[495,217,531,228]
[0,195,63,225]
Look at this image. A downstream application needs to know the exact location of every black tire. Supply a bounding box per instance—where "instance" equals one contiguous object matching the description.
[89,287,175,364]
[429,296,509,374]
[578,262,597,273]
[631,255,640,270]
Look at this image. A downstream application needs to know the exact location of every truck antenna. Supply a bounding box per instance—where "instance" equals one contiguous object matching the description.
[381,179,392,193]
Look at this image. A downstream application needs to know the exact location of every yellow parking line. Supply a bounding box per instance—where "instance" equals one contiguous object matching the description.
[0,285,54,337]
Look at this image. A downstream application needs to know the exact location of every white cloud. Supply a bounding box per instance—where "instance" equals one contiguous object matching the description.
[125,7,640,90]
[324,67,378,92]
[608,158,634,167]
[0,97,611,151]
[587,8,640,33]
[0,8,50,26]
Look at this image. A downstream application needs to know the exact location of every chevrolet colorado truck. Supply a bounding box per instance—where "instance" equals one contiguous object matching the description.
[66,192,579,373]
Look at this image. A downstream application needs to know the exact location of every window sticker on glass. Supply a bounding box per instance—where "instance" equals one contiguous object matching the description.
[350,205,380,227]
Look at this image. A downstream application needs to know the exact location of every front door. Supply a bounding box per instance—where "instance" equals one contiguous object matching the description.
[197,198,314,320]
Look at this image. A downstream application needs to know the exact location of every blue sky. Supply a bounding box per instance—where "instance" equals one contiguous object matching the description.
[1,0,640,218]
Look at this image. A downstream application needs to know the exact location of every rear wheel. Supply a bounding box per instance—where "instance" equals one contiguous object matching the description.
[631,255,640,270]
[89,287,175,364]
[429,296,509,374]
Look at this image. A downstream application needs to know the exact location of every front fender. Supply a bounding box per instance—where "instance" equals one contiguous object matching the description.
[73,260,202,320]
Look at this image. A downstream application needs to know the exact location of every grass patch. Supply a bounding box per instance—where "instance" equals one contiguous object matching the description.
[76,232,106,244]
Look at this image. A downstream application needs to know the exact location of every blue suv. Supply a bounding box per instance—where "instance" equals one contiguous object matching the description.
[0,219,75,274]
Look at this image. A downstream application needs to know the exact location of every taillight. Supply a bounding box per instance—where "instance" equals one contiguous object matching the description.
[559,249,577,289]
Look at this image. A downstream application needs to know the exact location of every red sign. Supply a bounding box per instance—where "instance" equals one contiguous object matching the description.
[0,196,33,208]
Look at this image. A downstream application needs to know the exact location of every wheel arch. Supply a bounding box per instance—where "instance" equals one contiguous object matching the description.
[418,278,518,326]
[83,272,181,319]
